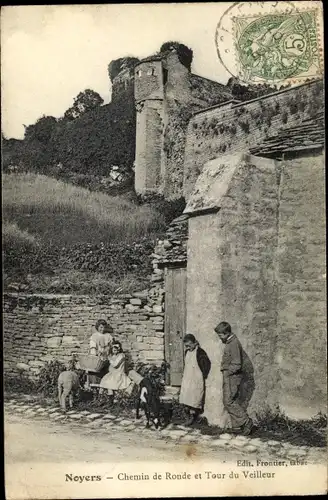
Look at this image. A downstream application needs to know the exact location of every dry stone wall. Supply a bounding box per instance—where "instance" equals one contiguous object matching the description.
[3,269,165,379]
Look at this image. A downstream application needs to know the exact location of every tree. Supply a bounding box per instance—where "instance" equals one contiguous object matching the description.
[160,41,193,70]
[24,115,57,144]
[64,89,104,121]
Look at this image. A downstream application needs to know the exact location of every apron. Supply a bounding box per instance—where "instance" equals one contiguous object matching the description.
[179,347,204,410]
[99,354,133,394]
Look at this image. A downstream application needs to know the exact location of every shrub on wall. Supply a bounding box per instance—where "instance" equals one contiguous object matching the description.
[163,102,200,196]
[107,57,140,82]
[239,119,250,133]
[139,194,186,224]
[160,41,193,70]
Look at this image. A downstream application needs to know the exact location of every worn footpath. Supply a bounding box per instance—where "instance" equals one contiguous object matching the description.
[4,396,326,464]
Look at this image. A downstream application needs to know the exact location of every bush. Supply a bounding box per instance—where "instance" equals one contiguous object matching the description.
[134,361,169,396]
[108,57,140,82]
[3,221,40,254]
[4,371,37,394]
[239,119,250,133]
[255,405,327,447]
[36,360,67,397]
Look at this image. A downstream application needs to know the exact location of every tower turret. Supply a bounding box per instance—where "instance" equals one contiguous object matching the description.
[134,56,166,196]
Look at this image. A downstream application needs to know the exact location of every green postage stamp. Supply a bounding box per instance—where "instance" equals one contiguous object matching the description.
[216,1,323,85]
[234,10,322,83]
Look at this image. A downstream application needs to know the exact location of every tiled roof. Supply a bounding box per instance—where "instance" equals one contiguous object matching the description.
[250,112,324,157]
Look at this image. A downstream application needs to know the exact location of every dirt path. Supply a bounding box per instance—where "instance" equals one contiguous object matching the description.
[5,413,244,464]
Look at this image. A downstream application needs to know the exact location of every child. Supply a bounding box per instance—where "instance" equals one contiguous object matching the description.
[58,361,82,411]
[99,341,133,397]
[215,321,253,435]
[179,334,211,425]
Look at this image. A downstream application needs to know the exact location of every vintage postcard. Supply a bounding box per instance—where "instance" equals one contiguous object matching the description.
[2,2,326,499]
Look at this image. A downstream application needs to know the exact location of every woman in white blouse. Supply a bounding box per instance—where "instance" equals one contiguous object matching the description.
[89,319,113,359]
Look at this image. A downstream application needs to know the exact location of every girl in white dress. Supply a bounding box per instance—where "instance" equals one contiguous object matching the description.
[99,341,133,396]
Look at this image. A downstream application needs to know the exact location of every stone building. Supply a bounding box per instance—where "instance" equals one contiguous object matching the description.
[156,78,325,424]
[3,45,325,427]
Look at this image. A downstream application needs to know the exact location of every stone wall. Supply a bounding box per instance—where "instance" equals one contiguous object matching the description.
[185,155,280,426]
[4,272,165,379]
[276,152,326,418]
[184,79,324,199]
[135,100,165,195]
[134,60,164,103]
[185,152,326,424]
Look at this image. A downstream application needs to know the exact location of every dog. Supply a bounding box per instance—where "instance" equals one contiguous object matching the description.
[136,377,173,429]
[136,377,162,428]
[58,368,82,411]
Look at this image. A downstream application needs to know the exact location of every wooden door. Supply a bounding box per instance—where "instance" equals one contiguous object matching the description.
[164,267,187,386]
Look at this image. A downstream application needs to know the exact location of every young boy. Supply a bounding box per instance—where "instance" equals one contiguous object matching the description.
[215,322,253,435]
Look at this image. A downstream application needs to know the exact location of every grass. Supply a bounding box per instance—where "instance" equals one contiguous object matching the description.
[8,270,153,295]
[3,221,40,250]
[3,173,171,294]
[251,405,327,448]
[3,173,166,246]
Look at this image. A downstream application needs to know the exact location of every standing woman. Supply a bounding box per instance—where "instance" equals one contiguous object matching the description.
[88,319,114,385]
[89,319,113,359]
[179,334,211,425]
[99,341,133,397]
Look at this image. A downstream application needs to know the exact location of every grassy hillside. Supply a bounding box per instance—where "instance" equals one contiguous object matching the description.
[3,173,166,246]
[3,173,168,294]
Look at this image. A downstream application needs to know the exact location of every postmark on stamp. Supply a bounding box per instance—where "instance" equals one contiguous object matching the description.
[216,1,324,85]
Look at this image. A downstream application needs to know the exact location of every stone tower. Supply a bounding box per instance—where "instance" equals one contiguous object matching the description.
[133,45,233,199]
[134,56,166,197]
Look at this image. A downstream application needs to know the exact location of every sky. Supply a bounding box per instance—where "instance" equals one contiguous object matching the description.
[1,3,231,139]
